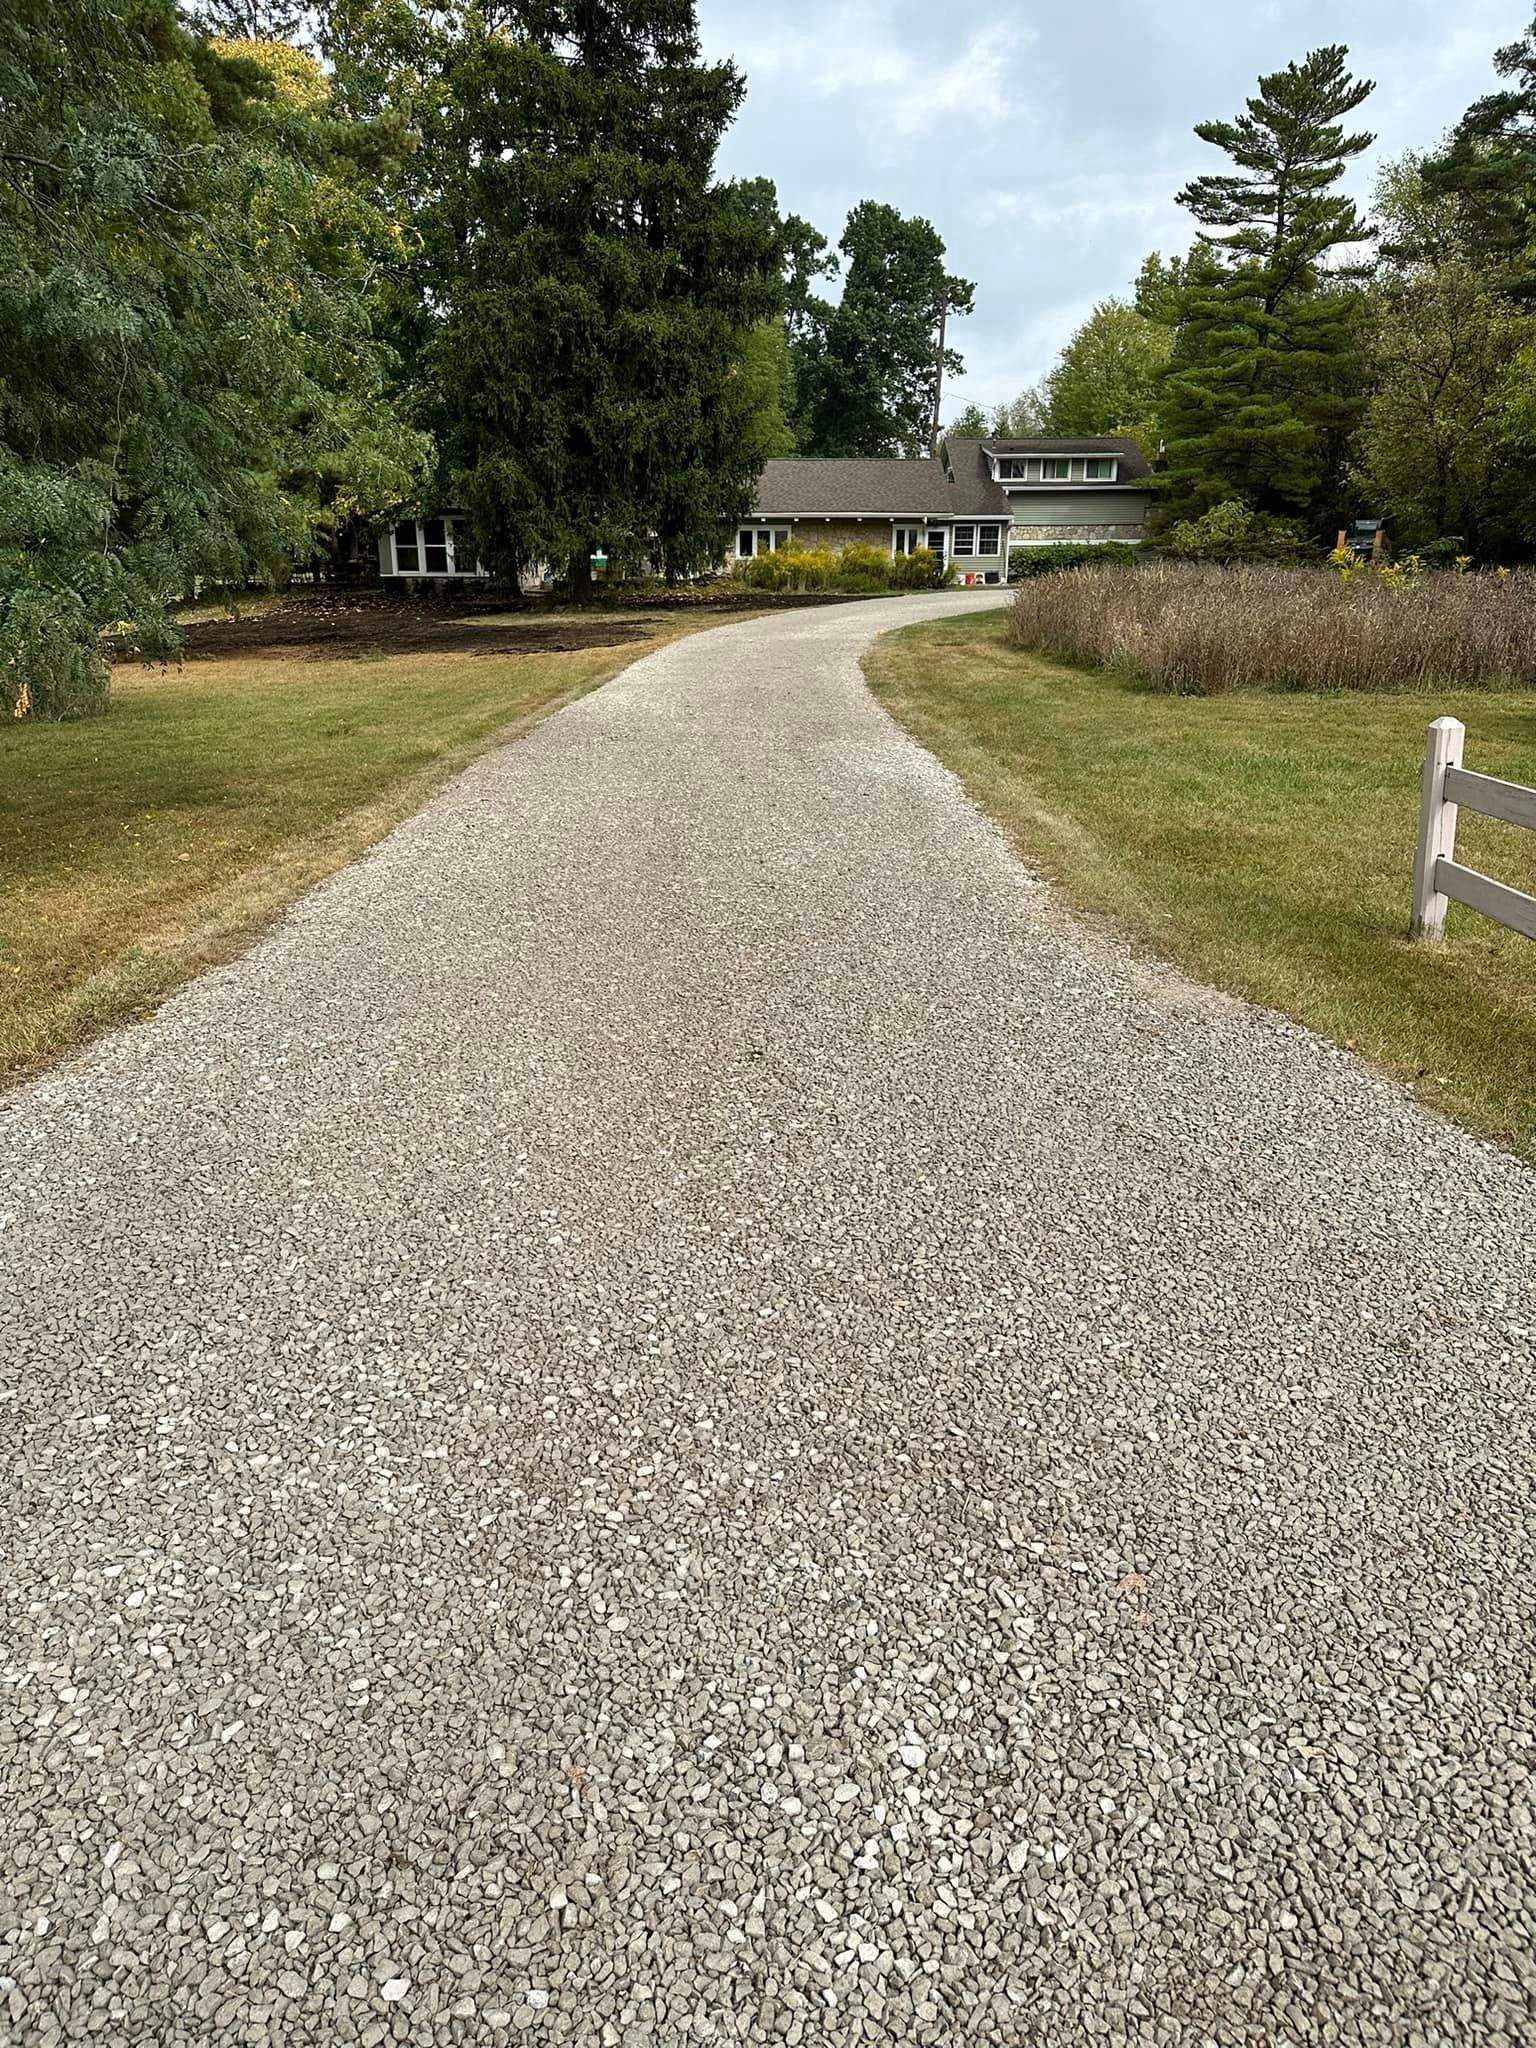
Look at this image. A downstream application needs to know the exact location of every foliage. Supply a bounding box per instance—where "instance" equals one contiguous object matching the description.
[947,403,992,438]
[1422,10,1536,298]
[1039,297,1167,452]
[411,3,781,594]
[1158,46,1376,530]
[732,544,952,594]
[1161,500,1307,563]
[0,0,418,718]
[989,388,1049,437]
[189,0,310,39]
[1010,542,1141,579]
[1008,560,1536,694]
[1355,156,1536,557]
[792,203,974,456]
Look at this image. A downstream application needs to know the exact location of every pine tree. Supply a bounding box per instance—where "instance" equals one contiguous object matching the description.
[1159,45,1375,526]
[416,1,781,592]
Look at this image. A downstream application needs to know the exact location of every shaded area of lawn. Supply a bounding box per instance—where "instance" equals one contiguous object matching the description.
[2,608,730,1084]
[865,611,1536,1158]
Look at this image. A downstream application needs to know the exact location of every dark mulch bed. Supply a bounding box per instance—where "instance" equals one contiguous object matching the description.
[172,590,653,662]
[169,584,875,663]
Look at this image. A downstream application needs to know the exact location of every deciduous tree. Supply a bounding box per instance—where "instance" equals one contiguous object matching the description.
[793,203,974,457]
[1041,297,1168,453]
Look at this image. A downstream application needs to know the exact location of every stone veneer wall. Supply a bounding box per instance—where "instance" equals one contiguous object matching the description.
[1010,522,1145,544]
[781,518,896,553]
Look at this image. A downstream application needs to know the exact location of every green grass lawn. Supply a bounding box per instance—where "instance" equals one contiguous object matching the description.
[1,610,729,1085]
[865,609,1536,1159]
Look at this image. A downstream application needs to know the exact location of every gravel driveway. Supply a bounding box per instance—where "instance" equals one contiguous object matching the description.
[3,590,1534,2047]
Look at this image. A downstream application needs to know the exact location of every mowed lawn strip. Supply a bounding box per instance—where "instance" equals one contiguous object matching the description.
[2,609,736,1085]
[865,610,1536,1159]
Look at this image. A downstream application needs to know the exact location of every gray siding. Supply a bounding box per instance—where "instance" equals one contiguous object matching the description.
[1004,488,1151,534]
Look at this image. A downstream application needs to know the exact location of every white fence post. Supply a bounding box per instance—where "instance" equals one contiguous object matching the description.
[1410,716,1465,941]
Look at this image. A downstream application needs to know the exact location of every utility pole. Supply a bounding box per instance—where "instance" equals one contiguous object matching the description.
[929,302,947,456]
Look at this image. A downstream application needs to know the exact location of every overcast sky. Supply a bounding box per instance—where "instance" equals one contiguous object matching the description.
[696,0,1528,414]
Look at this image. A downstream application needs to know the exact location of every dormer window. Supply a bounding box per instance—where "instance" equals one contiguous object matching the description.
[1084,457,1118,481]
[1042,458,1072,480]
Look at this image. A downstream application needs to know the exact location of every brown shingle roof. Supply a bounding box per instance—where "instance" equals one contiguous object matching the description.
[750,455,1011,520]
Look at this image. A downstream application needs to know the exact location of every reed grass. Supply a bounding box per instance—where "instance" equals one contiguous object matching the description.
[1009,563,1536,695]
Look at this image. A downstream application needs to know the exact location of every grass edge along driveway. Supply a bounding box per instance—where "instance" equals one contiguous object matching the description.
[1,610,743,1088]
[864,609,1536,1162]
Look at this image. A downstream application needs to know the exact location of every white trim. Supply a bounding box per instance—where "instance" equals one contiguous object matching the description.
[737,525,792,559]
[380,515,489,579]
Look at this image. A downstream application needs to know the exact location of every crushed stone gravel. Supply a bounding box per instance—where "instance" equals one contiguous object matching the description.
[3,589,1535,2046]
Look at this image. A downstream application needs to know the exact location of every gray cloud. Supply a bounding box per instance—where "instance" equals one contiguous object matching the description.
[698,0,1527,410]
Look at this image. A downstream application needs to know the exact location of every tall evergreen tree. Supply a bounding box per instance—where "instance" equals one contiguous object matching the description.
[1158,45,1375,526]
[792,203,973,457]
[416,1,780,592]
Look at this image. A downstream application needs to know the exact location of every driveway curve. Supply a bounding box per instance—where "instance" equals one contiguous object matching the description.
[2,591,1534,2047]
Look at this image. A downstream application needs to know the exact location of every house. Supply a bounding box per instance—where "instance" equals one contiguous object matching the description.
[737,451,1013,584]
[736,435,1153,578]
[950,436,1154,547]
[376,433,1153,587]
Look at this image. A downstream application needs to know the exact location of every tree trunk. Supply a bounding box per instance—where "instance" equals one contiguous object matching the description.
[568,545,594,602]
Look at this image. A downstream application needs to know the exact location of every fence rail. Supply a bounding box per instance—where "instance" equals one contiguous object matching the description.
[1411,716,1536,943]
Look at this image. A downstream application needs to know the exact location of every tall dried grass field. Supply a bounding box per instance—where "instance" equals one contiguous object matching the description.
[1009,563,1536,695]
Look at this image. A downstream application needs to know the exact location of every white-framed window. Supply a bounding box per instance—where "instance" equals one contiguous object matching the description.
[976,524,1002,557]
[893,526,921,557]
[1042,458,1072,481]
[953,523,976,555]
[388,517,482,577]
[998,458,1029,482]
[738,527,791,558]
[1084,457,1118,481]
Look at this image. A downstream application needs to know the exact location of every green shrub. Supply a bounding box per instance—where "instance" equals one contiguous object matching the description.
[1009,542,1140,580]
[836,543,893,584]
[1159,499,1307,565]
[728,539,956,596]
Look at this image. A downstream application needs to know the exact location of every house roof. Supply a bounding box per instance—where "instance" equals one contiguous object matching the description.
[750,455,1012,520]
[965,434,1154,482]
